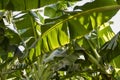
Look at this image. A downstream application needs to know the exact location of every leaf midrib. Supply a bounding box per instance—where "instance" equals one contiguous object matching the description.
[41,5,120,39]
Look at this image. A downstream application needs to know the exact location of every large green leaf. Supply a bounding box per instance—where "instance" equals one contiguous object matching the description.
[98,23,115,46]
[68,15,93,39]
[74,0,117,10]
[14,11,38,47]
[40,5,120,54]
[77,23,115,50]
[41,22,69,53]
[100,32,120,63]
[36,0,119,55]
[0,0,79,10]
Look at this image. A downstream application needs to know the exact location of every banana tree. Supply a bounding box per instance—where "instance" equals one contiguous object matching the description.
[0,0,120,80]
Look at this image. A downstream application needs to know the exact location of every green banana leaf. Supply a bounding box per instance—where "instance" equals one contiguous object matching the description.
[0,0,79,10]
[40,5,119,54]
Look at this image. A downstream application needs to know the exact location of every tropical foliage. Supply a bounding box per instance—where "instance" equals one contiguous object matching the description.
[0,0,120,80]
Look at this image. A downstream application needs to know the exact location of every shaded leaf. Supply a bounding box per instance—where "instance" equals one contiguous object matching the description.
[74,0,117,10]
[100,32,120,62]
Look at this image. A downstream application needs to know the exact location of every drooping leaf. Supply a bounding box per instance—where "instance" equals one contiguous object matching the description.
[41,5,120,54]
[100,32,120,62]
[41,22,69,53]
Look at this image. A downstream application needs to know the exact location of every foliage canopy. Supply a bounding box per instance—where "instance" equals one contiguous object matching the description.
[0,0,120,80]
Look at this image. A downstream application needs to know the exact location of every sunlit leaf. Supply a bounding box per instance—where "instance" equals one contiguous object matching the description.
[100,32,120,62]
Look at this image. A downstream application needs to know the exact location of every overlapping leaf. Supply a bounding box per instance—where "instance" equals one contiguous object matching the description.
[100,32,120,62]
[0,0,120,79]
[40,5,119,54]
[0,0,79,10]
